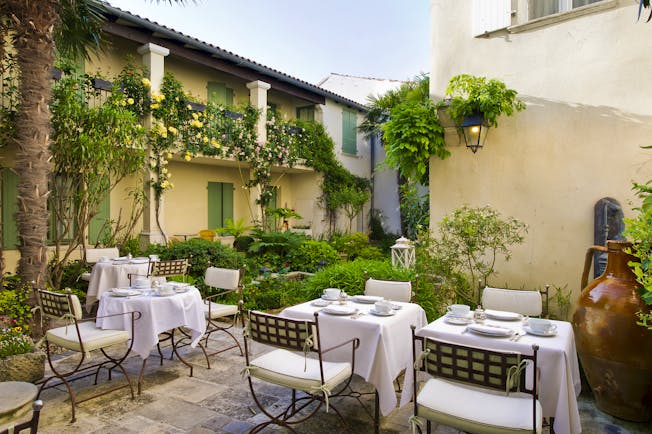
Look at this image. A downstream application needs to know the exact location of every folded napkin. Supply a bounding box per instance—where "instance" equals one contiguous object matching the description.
[323,305,356,315]
[353,295,384,303]
[484,309,522,320]
[111,288,139,296]
[467,323,514,336]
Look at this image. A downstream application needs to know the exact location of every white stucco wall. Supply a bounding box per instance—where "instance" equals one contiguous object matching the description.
[429,0,652,309]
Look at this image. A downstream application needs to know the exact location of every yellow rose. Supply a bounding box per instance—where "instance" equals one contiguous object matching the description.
[184,154,191,161]
[127,98,134,105]
[167,152,173,159]
[141,78,151,87]
[187,104,192,110]
[202,136,208,143]
[151,103,160,109]
[162,167,168,174]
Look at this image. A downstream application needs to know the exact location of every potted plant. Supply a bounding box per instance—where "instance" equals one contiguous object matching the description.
[0,319,45,383]
[217,218,253,247]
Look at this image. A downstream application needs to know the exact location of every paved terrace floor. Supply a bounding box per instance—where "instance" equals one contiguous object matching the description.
[31,324,652,434]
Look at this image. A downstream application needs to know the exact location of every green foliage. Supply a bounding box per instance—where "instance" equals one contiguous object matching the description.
[216,218,253,237]
[330,232,383,261]
[400,182,429,240]
[624,203,652,305]
[248,229,306,259]
[287,240,340,272]
[330,185,370,233]
[0,53,18,150]
[53,260,88,302]
[548,284,573,321]
[242,277,306,312]
[0,277,33,329]
[445,74,526,128]
[120,236,144,257]
[0,323,34,358]
[432,205,527,302]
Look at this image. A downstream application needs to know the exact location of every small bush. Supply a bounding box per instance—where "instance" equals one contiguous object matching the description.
[243,277,306,311]
[330,232,384,260]
[287,240,340,272]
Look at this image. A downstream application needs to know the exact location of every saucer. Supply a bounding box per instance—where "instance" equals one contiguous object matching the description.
[444,315,473,325]
[369,309,395,317]
[321,295,340,301]
[523,326,557,337]
[312,299,331,307]
[484,309,523,321]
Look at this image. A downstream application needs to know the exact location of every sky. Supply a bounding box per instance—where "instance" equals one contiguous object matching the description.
[105,0,430,85]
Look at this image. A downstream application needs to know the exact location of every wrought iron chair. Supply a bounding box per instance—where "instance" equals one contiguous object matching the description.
[479,282,550,317]
[242,309,359,433]
[0,400,43,434]
[36,289,139,422]
[410,326,542,433]
[128,258,188,286]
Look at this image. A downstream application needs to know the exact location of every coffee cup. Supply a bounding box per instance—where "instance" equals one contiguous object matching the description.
[323,288,340,299]
[528,318,557,333]
[446,304,470,317]
[374,300,392,314]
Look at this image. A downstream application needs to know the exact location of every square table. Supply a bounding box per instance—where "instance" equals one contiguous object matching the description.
[280,299,428,420]
[414,316,582,434]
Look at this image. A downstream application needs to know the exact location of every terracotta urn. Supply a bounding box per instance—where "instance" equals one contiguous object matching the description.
[573,240,652,422]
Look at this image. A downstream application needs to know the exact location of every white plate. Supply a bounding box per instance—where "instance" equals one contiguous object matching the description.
[466,324,514,337]
[110,288,140,297]
[523,326,557,337]
[130,258,149,264]
[484,309,523,321]
[112,260,128,265]
[311,299,331,307]
[352,295,384,304]
[321,295,340,301]
[444,315,473,325]
[156,291,177,297]
[322,306,356,315]
[369,309,395,317]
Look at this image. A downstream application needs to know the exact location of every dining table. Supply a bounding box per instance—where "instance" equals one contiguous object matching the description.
[414,314,582,434]
[280,296,428,432]
[96,285,206,392]
[85,258,152,312]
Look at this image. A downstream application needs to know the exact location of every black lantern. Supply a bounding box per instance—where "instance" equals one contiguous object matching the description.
[461,113,489,153]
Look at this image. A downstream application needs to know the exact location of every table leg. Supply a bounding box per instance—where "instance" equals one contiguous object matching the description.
[375,390,379,434]
[138,358,146,395]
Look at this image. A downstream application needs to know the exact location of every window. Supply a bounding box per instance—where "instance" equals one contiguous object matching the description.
[207,182,234,229]
[1,169,18,248]
[207,82,234,107]
[88,191,110,245]
[342,108,357,155]
[296,106,314,122]
[529,0,604,20]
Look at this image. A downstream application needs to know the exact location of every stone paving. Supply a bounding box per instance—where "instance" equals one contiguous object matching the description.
[21,324,652,434]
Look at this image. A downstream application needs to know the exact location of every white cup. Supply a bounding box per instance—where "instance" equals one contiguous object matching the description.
[323,288,340,299]
[528,318,557,333]
[447,304,470,317]
[374,300,392,314]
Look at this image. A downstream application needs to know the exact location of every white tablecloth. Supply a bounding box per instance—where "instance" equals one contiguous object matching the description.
[416,317,582,434]
[86,261,151,311]
[280,299,428,416]
[96,287,206,359]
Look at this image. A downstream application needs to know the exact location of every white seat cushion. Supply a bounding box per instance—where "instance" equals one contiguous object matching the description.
[46,321,129,353]
[248,349,351,395]
[417,378,542,434]
[482,287,543,316]
[364,278,412,302]
[204,301,238,319]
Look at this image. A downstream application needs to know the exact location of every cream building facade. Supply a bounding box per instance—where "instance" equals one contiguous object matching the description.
[429,0,652,305]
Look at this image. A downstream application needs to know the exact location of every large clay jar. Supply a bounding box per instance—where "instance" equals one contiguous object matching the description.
[573,240,652,422]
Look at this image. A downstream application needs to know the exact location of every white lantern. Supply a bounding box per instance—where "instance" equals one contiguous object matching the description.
[391,236,415,269]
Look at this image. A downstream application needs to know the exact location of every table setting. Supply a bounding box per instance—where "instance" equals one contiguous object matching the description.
[415,303,582,434]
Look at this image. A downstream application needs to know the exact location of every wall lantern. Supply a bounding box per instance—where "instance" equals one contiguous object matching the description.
[461,113,489,153]
[391,236,415,269]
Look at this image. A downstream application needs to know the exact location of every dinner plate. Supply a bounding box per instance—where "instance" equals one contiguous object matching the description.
[523,326,557,337]
[466,324,514,337]
[110,288,140,297]
[352,295,384,304]
[369,309,395,317]
[311,299,331,307]
[155,291,177,297]
[484,309,523,321]
[444,315,473,325]
[321,295,340,301]
[322,306,356,315]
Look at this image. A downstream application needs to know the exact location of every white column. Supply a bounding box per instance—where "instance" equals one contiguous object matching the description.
[246,80,272,224]
[137,43,169,247]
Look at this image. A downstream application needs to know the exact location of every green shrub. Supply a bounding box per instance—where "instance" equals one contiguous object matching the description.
[330,232,383,260]
[55,260,89,297]
[0,276,33,329]
[287,240,340,272]
[242,277,306,311]
[248,229,306,258]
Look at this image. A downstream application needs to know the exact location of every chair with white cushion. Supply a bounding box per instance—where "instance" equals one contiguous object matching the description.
[410,326,542,434]
[79,246,120,282]
[36,289,139,423]
[364,277,413,302]
[480,284,549,317]
[242,309,359,433]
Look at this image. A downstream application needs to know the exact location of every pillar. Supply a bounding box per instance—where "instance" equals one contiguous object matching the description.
[246,80,271,224]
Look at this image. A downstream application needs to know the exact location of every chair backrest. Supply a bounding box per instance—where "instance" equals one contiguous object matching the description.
[245,310,317,353]
[364,278,412,302]
[481,286,543,316]
[412,329,538,397]
[84,247,119,264]
[204,267,242,291]
[151,259,188,278]
[0,400,43,434]
[38,289,83,321]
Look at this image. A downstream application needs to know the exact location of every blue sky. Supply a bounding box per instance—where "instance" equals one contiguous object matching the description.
[106,0,430,84]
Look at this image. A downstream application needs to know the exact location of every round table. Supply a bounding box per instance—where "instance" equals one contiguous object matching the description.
[0,381,37,430]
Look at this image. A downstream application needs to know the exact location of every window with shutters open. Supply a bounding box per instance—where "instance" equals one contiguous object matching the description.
[207,82,234,107]
[296,106,314,122]
[472,0,511,36]
[88,191,110,245]
[207,182,234,229]
[342,109,357,155]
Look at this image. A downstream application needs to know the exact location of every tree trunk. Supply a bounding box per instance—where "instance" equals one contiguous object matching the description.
[8,0,58,289]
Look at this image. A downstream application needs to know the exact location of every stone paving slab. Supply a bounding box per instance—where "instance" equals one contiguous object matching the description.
[14,325,652,434]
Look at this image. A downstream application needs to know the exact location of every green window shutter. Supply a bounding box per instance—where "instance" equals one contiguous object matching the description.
[2,169,19,248]
[89,190,110,245]
[296,106,314,121]
[342,109,357,155]
[207,82,234,107]
[207,182,234,229]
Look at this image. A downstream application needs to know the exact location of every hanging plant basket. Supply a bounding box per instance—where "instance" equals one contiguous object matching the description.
[0,351,46,383]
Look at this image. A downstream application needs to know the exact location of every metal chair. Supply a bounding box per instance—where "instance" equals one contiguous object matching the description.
[36,289,139,422]
[128,258,188,286]
[242,309,359,433]
[480,282,550,317]
[410,326,542,434]
[0,400,43,434]
[364,275,414,303]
